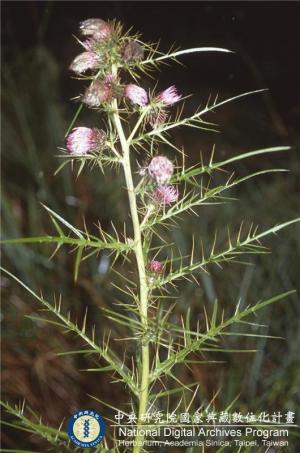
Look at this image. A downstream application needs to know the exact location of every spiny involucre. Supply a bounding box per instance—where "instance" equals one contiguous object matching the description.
[148,86,182,127]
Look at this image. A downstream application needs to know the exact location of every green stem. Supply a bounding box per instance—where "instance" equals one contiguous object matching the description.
[111,68,149,453]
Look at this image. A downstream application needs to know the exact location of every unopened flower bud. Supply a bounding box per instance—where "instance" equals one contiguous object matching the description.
[148,156,174,185]
[156,86,181,106]
[122,41,144,63]
[152,185,179,206]
[69,51,101,75]
[125,84,148,107]
[79,18,112,41]
[147,260,164,274]
[66,127,106,156]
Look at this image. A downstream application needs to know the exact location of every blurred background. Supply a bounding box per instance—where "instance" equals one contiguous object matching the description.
[2,1,300,451]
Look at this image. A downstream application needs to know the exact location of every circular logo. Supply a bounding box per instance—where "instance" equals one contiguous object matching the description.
[67,409,106,448]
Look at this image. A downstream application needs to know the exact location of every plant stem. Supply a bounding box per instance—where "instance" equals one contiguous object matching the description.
[111,78,149,452]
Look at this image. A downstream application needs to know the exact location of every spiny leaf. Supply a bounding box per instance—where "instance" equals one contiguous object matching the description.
[133,89,267,146]
[1,268,138,396]
[41,203,84,238]
[148,382,199,401]
[153,218,300,288]
[1,234,129,251]
[0,401,69,449]
[64,103,83,137]
[150,290,295,382]
[139,46,233,67]
[143,169,287,230]
[173,146,291,184]
[211,300,218,329]
[74,245,84,282]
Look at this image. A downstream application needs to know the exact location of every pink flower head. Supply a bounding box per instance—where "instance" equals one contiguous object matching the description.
[147,86,181,128]
[66,127,106,156]
[125,84,148,107]
[82,78,112,107]
[147,260,164,274]
[79,18,112,41]
[69,51,101,75]
[156,86,181,106]
[148,156,174,185]
[152,185,179,206]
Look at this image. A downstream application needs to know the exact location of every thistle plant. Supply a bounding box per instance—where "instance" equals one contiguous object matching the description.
[2,17,300,453]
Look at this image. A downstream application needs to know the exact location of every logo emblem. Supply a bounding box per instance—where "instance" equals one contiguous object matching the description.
[67,409,106,448]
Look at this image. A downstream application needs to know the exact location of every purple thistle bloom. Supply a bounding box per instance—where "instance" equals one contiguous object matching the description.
[152,185,179,206]
[79,18,112,41]
[125,84,148,107]
[69,51,101,75]
[156,85,181,106]
[66,127,106,156]
[148,86,181,128]
[82,78,112,107]
[148,156,174,185]
[147,260,164,274]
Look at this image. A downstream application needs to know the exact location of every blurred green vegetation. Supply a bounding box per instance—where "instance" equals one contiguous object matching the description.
[2,7,300,453]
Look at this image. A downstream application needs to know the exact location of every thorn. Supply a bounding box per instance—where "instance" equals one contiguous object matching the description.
[209,144,216,167]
